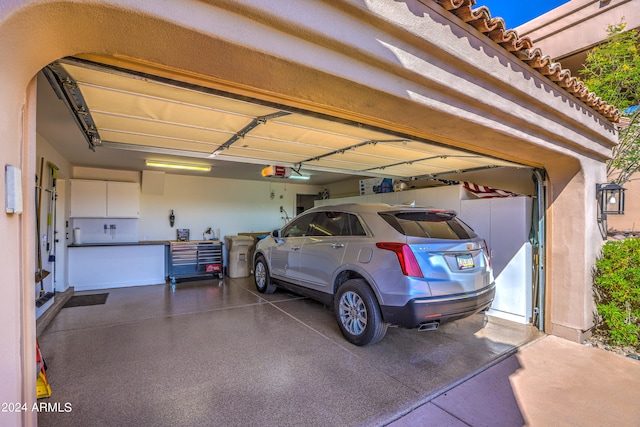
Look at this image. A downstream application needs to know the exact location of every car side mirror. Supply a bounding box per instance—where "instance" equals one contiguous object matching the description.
[272,229,285,243]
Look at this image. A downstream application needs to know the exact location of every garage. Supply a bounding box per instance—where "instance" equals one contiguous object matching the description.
[37,53,542,314]
[1,1,618,425]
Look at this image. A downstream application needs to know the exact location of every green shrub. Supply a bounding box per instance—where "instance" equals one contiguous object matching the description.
[593,238,640,349]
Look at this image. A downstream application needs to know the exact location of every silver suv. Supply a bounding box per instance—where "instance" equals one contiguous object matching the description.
[254,203,495,345]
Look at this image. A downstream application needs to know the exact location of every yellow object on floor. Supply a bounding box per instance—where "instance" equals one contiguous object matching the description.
[36,371,52,399]
[36,339,52,399]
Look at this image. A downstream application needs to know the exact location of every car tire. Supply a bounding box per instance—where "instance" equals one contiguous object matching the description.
[254,255,276,294]
[334,279,388,346]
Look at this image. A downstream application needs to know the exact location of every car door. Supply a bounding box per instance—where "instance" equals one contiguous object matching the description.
[268,213,314,283]
[297,211,355,290]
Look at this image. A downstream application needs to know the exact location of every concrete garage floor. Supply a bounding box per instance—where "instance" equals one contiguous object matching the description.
[37,277,541,426]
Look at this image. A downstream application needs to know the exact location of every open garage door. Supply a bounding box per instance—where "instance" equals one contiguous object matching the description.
[42,56,525,185]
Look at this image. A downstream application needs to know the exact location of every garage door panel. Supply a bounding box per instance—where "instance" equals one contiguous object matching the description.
[307,157,387,172]
[80,85,253,133]
[355,144,433,161]
[417,157,492,170]
[367,164,452,177]
[251,121,364,149]
[228,136,335,158]
[93,113,231,147]
[222,147,310,164]
[275,114,397,142]
[316,151,400,166]
[99,130,217,153]
[63,63,278,118]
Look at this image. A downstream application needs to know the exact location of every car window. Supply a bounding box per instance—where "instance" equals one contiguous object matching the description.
[379,211,476,239]
[344,213,367,236]
[282,214,314,237]
[308,212,344,236]
[284,211,367,237]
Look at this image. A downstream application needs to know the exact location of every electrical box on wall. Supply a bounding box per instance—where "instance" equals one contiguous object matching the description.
[5,165,23,214]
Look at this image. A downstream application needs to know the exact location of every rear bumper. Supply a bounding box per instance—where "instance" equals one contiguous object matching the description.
[380,283,496,328]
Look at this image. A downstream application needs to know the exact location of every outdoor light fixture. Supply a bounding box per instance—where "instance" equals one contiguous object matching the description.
[145,160,211,172]
[596,182,626,215]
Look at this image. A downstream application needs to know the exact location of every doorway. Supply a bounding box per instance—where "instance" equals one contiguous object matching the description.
[296,193,320,216]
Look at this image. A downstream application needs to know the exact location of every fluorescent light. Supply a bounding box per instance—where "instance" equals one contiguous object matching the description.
[289,174,310,180]
[145,160,211,172]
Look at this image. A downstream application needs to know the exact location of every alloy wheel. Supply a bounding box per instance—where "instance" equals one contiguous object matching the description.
[338,291,367,335]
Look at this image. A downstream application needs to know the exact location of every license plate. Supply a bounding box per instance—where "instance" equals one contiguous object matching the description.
[456,254,475,270]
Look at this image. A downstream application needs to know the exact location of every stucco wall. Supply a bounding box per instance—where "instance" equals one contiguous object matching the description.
[0,1,617,422]
[518,0,640,60]
[608,178,640,232]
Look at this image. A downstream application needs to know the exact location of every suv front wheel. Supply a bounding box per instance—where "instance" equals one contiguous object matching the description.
[255,255,276,294]
[334,279,388,346]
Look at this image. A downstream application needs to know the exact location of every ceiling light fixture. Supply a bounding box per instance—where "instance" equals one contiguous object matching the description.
[289,175,310,180]
[145,160,211,172]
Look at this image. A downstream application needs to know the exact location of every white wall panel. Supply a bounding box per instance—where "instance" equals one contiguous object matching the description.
[138,174,320,241]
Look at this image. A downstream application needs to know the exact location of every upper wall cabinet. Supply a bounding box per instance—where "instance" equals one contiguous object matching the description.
[70,180,140,218]
[107,181,140,218]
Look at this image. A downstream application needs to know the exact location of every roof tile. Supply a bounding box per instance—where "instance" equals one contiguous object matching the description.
[433,0,620,122]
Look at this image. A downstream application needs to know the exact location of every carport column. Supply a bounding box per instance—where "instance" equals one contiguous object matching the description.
[546,159,606,343]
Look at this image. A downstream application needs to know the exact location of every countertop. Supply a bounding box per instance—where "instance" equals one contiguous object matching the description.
[69,240,223,247]
[69,240,170,247]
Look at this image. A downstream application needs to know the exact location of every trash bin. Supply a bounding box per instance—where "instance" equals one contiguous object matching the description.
[225,235,255,278]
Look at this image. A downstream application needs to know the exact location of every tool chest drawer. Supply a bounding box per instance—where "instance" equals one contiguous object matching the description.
[169,240,223,282]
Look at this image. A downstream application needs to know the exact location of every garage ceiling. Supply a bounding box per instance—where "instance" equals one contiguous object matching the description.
[41,57,524,185]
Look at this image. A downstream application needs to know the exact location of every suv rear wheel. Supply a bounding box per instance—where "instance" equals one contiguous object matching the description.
[334,279,388,346]
[254,255,276,294]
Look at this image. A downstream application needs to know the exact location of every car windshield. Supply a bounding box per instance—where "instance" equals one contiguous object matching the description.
[379,211,476,239]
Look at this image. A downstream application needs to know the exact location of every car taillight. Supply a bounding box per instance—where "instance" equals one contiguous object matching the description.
[483,239,491,267]
[376,242,423,278]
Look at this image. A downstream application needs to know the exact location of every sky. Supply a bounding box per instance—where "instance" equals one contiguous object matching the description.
[476,0,570,28]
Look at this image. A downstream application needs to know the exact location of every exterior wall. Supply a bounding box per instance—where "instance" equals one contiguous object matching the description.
[517,0,640,234]
[546,157,608,341]
[517,0,640,68]
[0,1,617,422]
[609,179,640,232]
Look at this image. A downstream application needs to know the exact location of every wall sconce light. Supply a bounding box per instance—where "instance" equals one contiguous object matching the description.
[596,182,626,215]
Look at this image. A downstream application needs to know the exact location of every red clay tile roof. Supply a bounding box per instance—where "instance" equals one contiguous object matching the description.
[434,0,621,123]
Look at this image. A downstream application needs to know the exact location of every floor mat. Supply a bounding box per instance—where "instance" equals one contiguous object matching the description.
[63,293,109,308]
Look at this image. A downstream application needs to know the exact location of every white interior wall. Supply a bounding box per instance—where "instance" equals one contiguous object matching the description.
[138,174,320,241]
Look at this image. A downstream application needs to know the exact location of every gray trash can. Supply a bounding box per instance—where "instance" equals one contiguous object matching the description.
[225,235,255,278]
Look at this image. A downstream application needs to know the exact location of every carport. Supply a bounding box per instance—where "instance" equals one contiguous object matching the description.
[0,0,619,424]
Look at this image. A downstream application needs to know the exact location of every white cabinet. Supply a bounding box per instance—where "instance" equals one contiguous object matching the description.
[70,180,139,218]
[69,244,166,291]
[107,181,140,217]
[70,180,107,217]
[460,196,533,324]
